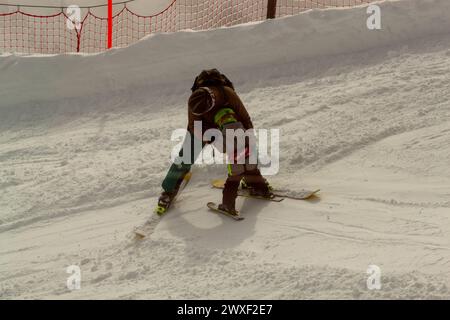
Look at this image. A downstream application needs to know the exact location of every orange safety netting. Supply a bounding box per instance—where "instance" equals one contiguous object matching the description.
[0,0,374,54]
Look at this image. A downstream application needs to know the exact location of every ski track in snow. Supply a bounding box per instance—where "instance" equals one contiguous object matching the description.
[1,0,450,299]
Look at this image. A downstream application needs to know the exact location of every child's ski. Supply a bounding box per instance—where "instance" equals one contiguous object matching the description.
[207,202,244,221]
[134,172,192,238]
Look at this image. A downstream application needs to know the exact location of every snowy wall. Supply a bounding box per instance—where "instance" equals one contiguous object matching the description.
[1,0,450,127]
[1,1,376,54]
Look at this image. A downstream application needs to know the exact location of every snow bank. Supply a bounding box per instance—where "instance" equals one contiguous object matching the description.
[1,0,450,127]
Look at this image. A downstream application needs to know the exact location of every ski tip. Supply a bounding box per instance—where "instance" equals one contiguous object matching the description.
[134,232,146,239]
[133,228,147,239]
[309,189,321,197]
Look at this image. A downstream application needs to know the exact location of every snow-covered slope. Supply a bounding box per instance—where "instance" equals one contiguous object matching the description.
[1,0,450,299]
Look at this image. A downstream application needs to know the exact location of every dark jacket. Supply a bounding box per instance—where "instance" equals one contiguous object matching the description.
[187,86,253,137]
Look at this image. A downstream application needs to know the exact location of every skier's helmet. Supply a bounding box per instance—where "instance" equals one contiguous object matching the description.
[191,68,234,92]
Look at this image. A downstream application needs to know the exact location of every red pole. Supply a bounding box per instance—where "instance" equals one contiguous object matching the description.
[107,0,112,49]
[267,0,277,19]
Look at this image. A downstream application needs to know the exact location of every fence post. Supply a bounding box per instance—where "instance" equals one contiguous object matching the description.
[266,0,277,19]
[107,0,112,49]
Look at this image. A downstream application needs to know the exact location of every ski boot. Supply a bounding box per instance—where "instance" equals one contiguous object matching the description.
[249,186,274,199]
[241,178,273,192]
[155,191,175,216]
[218,203,239,217]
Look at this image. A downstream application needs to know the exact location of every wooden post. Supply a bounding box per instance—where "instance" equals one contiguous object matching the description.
[107,0,112,49]
[266,0,277,19]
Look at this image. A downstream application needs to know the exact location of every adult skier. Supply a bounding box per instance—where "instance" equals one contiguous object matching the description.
[157,69,272,215]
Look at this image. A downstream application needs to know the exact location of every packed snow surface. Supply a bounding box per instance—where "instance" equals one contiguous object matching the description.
[1,0,450,299]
